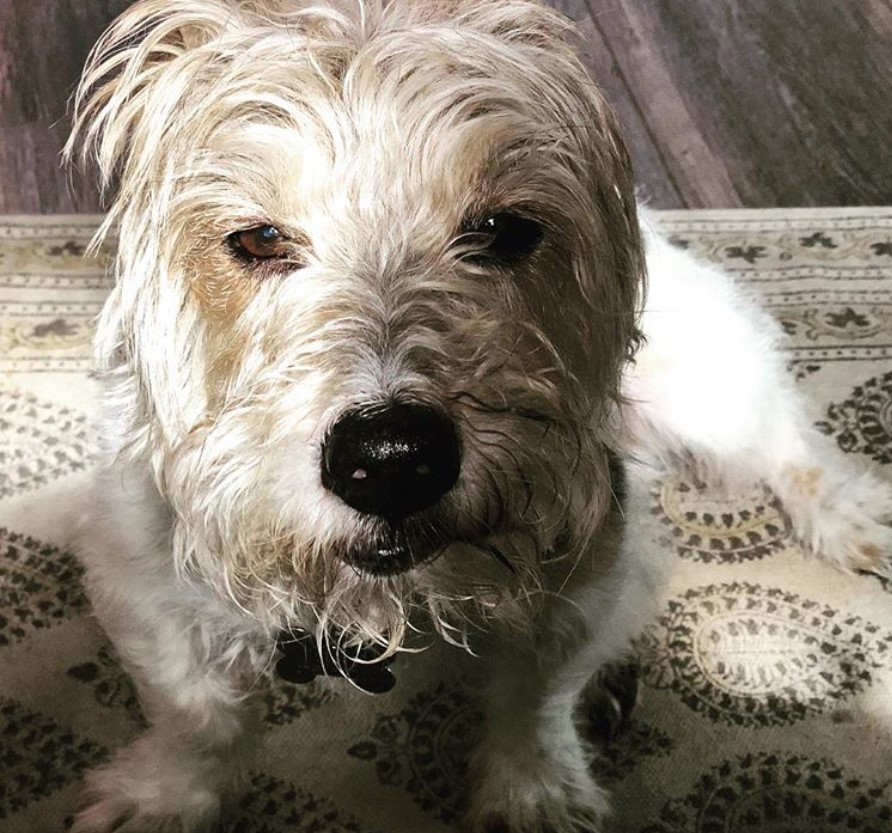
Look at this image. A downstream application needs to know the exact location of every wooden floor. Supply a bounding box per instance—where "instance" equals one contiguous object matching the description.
[2,0,890,212]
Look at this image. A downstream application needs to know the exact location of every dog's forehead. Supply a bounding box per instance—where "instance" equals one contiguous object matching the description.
[205,105,504,222]
[160,13,588,217]
[193,37,560,226]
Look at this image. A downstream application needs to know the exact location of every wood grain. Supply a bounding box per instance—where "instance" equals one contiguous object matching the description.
[0,0,130,213]
[550,0,685,207]
[588,0,892,207]
[1,0,890,212]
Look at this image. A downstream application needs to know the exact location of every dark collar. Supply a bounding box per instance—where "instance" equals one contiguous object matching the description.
[275,628,396,694]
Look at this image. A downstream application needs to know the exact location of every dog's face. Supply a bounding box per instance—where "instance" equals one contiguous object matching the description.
[70,0,643,646]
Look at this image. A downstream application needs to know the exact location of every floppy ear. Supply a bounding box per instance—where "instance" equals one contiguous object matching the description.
[65,0,250,197]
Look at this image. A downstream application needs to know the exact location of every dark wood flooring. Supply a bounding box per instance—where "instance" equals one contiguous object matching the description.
[2,0,890,212]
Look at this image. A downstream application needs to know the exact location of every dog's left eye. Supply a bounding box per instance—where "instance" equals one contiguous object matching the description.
[459,212,544,266]
[228,225,292,261]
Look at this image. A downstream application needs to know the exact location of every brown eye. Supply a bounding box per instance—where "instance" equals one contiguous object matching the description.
[228,225,292,262]
[458,212,544,267]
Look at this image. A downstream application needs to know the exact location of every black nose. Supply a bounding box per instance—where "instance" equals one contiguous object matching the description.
[321,403,460,522]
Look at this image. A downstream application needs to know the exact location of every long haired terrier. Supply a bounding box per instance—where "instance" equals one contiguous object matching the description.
[65,1,892,830]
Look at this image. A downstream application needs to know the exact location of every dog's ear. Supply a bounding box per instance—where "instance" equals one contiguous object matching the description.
[65,0,251,197]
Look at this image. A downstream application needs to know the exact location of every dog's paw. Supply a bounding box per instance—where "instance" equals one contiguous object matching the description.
[581,656,640,744]
[70,740,227,833]
[466,754,609,833]
[780,466,892,576]
[842,519,892,578]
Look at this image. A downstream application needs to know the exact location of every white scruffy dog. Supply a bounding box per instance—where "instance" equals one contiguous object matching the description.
[65,1,892,831]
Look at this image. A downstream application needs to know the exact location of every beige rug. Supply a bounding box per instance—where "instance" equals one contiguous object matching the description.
[1,209,891,832]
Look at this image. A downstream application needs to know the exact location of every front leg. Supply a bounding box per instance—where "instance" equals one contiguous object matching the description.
[72,601,262,833]
[71,492,265,833]
[467,644,610,833]
[466,543,654,833]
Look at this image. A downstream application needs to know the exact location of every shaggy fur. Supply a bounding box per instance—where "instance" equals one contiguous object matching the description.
[64,1,892,831]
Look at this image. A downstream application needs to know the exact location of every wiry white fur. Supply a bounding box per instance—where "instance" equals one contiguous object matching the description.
[65,1,891,832]
[67,0,642,653]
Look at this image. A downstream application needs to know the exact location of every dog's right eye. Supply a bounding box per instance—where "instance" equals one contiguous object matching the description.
[228,225,294,263]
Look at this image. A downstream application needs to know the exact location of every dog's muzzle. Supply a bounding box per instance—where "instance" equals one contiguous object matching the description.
[321,403,461,573]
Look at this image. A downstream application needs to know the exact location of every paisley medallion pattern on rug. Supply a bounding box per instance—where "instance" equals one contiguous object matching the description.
[640,752,892,833]
[635,583,892,727]
[816,370,892,464]
[652,476,791,563]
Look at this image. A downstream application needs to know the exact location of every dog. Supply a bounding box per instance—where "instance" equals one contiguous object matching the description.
[64,1,892,830]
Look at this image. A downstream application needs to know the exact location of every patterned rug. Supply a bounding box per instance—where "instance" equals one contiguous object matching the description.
[1,209,891,832]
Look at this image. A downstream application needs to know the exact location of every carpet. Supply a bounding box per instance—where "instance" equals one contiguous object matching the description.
[1,208,891,832]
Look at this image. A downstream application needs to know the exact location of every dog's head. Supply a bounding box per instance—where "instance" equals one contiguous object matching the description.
[69,0,644,648]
